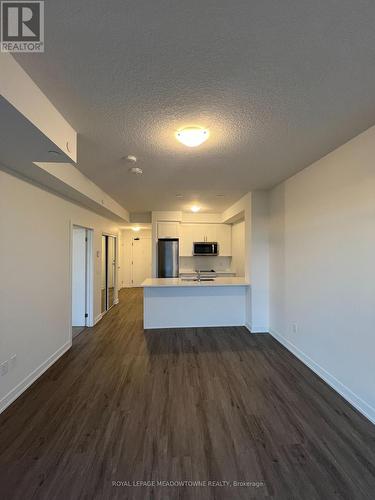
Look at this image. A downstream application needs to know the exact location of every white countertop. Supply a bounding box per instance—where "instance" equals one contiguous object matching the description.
[142,277,249,287]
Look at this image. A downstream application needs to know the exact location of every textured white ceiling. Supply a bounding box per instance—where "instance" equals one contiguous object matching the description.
[15,0,375,213]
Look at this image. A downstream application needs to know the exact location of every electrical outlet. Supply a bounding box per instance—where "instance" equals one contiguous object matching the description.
[1,360,9,376]
[292,323,298,334]
[10,354,16,369]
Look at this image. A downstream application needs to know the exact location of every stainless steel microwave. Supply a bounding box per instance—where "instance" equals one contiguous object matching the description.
[193,242,218,256]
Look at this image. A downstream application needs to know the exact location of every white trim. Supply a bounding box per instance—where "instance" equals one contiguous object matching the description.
[101,233,118,310]
[251,326,269,333]
[0,341,71,415]
[94,313,103,325]
[85,229,94,327]
[131,235,152,287]
[244,322,269,333]
[269,328,375,425]
[70,223,95,332]
[114,298,119,305]
[144,323,247,330]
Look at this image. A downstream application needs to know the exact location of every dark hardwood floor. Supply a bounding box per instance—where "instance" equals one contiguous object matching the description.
[0,288,374,499]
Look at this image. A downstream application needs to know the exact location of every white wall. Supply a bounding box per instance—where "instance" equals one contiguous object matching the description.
[250,191,270,332]
[269,125,375,424]
[0,53,77,162]
[181,212,223,223]
[222,193,253,328]
[34,162,129,222]
[0,170,120,414]
[222,192,270,332]
[231,220,245,276]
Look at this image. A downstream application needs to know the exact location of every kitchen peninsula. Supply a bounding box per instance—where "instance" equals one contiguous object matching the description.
[142,277,249,329]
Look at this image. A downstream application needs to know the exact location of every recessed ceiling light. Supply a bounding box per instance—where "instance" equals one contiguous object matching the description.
[176,194,184,198]
[176,127,209,147]
[191,205,200,213]
[132,226,141,232]
[128,166,143,175]
[123,154,137,163]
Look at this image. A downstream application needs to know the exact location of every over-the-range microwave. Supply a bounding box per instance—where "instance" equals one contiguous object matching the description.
[193,242,219,256]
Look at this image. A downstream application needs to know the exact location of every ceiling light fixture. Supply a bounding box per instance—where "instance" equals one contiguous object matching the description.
[191,205,200,213]
[128,166,143,175]
[123,154,137,163]
[175,194,184,198]
[132,226,141,232]
[176,127,209,147]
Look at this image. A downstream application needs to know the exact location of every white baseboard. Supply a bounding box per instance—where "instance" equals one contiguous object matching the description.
[144,323,246,330]
[251,326,269,333]
[94,313,103,325]
[0,341,71,415]
[270,328,375,425]
[245,322,269,333]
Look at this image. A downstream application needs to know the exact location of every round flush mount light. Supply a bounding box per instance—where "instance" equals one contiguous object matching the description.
[128,166,143,175]
[176,127,209,147]
[191,205,200,213]
[131,226,141,232]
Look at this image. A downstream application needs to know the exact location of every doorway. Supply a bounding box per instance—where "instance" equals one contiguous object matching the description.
[131,236,152,286]
[101,234,117,314]
[72,226,93,338]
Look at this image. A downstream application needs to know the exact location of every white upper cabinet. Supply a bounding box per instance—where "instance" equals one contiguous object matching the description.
[203,224,217,242]
[179,224,196,256]
[216,224,231,256]
[157,221,180,239]
[179,223,232,256]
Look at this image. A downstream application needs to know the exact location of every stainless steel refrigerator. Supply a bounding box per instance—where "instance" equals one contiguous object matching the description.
[158,239,179,278]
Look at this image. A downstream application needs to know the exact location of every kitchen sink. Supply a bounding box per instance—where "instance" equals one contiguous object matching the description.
[181,278,215,282]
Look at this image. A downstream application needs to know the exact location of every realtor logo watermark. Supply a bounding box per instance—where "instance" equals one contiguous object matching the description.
[1,1,44,52]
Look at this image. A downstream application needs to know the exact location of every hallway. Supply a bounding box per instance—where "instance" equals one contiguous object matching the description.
[0,289,374,499]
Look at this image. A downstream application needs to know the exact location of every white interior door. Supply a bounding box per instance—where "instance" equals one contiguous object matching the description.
[132,237,152,286]
[72,227,86,326]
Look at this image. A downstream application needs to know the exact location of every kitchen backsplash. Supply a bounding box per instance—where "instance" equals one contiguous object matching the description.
[179,256,232,272]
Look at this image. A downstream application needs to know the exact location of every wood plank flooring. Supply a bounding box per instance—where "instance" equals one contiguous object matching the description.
[0,288,374,499]
[72,326,86,339]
